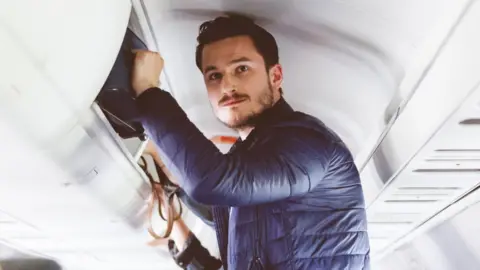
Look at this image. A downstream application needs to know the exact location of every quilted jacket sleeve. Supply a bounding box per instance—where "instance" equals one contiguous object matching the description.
[176,189,215,228]
[136,88,334,206]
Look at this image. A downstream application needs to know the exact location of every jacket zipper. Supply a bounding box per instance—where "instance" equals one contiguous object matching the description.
[248,205,264,270]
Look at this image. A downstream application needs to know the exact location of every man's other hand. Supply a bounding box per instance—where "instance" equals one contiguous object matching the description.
[132,50,164,96]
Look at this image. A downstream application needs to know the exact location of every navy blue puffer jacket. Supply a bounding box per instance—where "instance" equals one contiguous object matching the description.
[137,88,370,270]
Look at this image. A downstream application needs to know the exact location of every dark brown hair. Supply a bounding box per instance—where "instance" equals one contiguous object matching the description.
[195,14,279,72]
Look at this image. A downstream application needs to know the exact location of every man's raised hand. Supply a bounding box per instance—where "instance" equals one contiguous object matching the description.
[132,50,164,96]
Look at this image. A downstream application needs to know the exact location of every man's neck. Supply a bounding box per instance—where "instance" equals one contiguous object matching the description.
[237,126,255,141]
[235,96,285,140]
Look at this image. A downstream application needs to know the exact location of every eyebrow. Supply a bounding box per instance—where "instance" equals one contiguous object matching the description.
[204,57,252,73]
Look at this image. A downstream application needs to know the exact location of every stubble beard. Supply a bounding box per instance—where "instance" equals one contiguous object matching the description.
[220,81,275,130]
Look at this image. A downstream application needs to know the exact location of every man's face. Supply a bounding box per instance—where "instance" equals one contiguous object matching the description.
[201,35,283,129]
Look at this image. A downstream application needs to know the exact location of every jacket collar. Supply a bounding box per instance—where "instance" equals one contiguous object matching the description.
[230,97,294,147]
[254,97,294,127]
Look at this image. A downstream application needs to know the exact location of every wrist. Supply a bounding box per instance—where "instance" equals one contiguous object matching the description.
[134,82,159,97]
[170,219,191,251]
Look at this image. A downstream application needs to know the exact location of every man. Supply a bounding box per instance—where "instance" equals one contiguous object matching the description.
[133,15,370,270]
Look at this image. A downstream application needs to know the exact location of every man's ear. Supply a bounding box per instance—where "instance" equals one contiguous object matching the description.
[269,64,283,92]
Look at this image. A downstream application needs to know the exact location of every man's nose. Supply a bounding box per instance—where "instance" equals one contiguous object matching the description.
[220,74,237,94]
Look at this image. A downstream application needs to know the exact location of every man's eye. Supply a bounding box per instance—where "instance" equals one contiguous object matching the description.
[208,73,222,81]
[236,65,249,73]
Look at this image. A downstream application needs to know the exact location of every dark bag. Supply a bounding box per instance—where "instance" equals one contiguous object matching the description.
[95,28,147,140]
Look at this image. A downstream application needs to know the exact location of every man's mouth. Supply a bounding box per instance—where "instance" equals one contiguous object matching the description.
[221,98,247,107]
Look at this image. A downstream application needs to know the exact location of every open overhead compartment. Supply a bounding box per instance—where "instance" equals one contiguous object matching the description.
[0,1,194,269]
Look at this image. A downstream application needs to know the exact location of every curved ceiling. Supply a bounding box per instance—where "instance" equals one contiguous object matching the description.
[142,0,468,154]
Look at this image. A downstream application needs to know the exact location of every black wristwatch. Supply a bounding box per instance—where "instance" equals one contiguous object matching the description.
[168,233,222,270]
